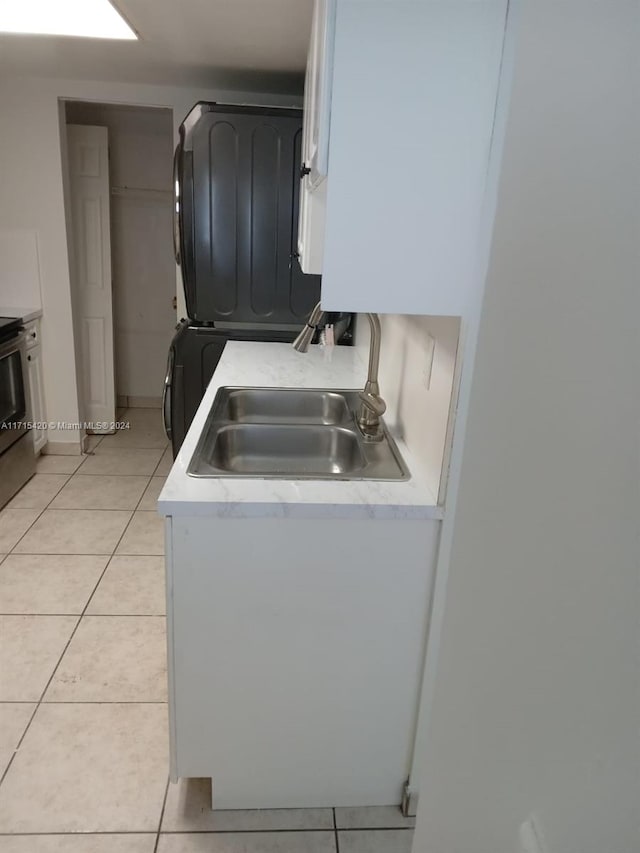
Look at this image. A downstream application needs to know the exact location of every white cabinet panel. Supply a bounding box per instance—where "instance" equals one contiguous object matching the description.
[167,514,440,808]
[27,343,46,453]
[304,0,336,187]
[298,0,335,275]
[316,0,508,316]
[297,176,327,275]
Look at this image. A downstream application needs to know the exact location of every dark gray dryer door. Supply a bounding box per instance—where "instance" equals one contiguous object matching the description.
[166,322,303,458]
[179,103,320,325]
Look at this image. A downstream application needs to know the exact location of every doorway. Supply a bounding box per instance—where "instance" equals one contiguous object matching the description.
[63,101,175,430]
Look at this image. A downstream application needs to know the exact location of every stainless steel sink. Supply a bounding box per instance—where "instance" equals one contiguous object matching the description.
[188,387,409,481]
[216,388,351,425]
[209,424,365,476]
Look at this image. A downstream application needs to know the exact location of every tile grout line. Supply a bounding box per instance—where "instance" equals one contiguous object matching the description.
[45,505,154,515]
[0,613,166,618]
[0,826,414,836]
[151,827,408,836]
[51,472,166,478]
[85,432,103,452]
[0,465,155,790]
[53,460,155,515]
[153,776,171,852]
[1,700,168,705]
[0,831,157,837]
[333,807,340,853]
[2,454,160,553]
[0,427,168,818]
[0,552,145,557]
[0,552,107,788]
[64,473,159,478]
[151,437,171,477]
[3,468,75,553]
[7,469,74,507]
[71,469,152,613]
[5,464,162,555]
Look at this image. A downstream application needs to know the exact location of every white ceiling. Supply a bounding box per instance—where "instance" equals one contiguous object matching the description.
[0,0,312,93]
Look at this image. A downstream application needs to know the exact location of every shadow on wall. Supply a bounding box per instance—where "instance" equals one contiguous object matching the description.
[355,313,461,503]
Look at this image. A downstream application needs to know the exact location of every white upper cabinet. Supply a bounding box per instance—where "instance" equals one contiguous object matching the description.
[303,0,336,188]
[298,0,336,275]
[303,0,509,316]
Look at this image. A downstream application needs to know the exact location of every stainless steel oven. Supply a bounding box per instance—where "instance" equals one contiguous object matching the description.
[0,320,36,508]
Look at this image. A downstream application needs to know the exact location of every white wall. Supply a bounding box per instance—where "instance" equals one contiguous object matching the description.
[0,228,42,310]
[0,75,300,448]
[413,2,640,852]
[65,102,175,402]
[355,314,460,502]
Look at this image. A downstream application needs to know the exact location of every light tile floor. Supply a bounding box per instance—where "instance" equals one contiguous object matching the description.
[0,408,415,851]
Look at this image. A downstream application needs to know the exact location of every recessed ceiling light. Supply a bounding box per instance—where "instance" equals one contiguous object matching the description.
[0,0,137,40]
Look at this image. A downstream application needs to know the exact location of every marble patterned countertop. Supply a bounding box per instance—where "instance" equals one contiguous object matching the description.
[158,340,442,520]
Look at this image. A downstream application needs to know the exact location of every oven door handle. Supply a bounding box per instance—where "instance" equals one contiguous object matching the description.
[162,347,174,442]
[0,330,27,359]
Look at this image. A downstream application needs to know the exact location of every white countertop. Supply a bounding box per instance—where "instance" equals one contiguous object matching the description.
[158,341,442,520]
[0,306,42,323]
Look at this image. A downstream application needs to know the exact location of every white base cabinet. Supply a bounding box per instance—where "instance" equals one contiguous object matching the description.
[165,513,440,809]
[25,319,46,453]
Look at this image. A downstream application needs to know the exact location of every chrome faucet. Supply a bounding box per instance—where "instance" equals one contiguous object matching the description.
[292,302,324,353]
[356,312,386,440]
[292,302,387,441]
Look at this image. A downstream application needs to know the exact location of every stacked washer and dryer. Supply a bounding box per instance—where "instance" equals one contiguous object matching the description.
[164,102,351,457]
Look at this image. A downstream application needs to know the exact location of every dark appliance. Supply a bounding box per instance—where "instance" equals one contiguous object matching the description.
[0,317,36,507]
[165,102,351,456]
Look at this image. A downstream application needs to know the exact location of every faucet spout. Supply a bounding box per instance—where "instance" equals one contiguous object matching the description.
[292,301,324,352]
[291,305,387,441]
[357,313,386,440]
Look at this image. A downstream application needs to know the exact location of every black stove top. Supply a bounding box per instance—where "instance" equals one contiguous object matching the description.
[0,316,22,345]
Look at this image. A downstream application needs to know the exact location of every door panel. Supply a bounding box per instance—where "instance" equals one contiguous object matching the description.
[82,317,108,411]
[206,121,239,318]
[249,123,280,318]
[179,104,321,326]
[67,124,115,432]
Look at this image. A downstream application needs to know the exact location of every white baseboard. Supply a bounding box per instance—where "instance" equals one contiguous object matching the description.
[118,395,162,409]
[42,440,83,456]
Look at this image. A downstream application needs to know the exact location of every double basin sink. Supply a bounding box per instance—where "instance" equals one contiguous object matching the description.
[188,387,409,481]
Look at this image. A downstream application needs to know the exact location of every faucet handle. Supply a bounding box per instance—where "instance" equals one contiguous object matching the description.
[358,390,386,418]
[357,391,387,442]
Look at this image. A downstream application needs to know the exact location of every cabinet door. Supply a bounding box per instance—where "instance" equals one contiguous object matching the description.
[304,0,337,188]
[181,105,320,325]
[298,0,335,274]
[320,0,509,316]
[297,177,327,275]
[27,345,46,453]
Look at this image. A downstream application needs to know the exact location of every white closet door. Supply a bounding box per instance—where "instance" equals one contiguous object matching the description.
[67,124,115,432]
